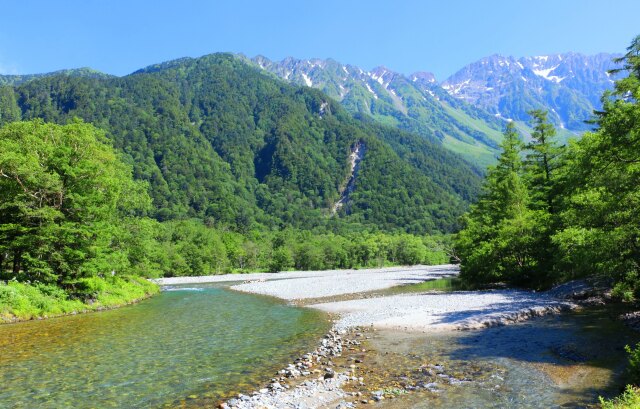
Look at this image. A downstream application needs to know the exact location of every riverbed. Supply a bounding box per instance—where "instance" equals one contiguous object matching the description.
[1,266,637,408]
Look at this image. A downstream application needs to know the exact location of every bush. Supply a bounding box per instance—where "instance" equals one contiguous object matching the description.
[0,277,158,322]
[600,385,640,409]
[626,343,640,386]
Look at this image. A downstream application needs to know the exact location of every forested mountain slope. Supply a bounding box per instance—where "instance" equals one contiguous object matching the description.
[0,54,482,234]
[0,67,113,86]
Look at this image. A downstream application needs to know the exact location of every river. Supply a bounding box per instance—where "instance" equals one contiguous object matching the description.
[0,284,329,408]
[0,282,637,408]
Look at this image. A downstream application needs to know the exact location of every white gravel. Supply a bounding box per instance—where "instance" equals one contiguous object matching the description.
[231,264,458,300]
[155,264,458,299]
[311,290,576,331]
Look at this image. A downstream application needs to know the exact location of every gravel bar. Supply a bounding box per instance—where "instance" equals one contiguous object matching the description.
[311,290,577,331]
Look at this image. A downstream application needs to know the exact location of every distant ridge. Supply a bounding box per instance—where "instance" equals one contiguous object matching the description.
[0,67,113,86]
[442,52,620,132]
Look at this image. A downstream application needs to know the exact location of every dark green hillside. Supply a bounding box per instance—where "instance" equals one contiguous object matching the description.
[2,54,481,234]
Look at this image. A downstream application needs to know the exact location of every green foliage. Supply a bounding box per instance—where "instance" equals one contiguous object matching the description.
[0,120,152,283]
[457,121,552,287]
[552,36,640,293]
[0,86,20,126]
[625,342,640,386]
[600,385,640,409]
[600,341,640,409]
[0,277,158,322]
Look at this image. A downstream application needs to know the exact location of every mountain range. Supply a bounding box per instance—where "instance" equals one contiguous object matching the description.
[245,52,619,166]
[245,55,505,167]
[0,50,620,234]
[0,55,481,234]
[442,52,619,131]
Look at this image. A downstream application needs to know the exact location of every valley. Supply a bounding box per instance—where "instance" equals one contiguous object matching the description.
[0,7,638,408]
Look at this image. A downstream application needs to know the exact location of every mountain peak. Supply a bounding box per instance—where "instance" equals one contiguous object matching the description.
[410,71,437,83]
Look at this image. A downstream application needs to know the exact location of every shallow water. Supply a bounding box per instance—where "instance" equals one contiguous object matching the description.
[356,307,639,408]
[0,284,329,408]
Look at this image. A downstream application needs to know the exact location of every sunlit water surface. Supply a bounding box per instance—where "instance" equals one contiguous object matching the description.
[0,284,329,408]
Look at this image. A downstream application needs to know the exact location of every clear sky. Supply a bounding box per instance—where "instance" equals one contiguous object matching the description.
[1,0,638,80]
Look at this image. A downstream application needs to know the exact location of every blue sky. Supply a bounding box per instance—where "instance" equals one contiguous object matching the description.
[1,0,638,80]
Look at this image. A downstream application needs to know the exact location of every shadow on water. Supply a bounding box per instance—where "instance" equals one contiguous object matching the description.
[366,306,639,408]
[446,307,636,368]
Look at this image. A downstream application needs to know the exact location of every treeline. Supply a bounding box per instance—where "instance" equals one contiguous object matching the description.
[135,220,450,277]
[456,36,640,298]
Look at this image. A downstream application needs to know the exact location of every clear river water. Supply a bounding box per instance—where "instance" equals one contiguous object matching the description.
[0,282,638,408]
[0,284,329,408]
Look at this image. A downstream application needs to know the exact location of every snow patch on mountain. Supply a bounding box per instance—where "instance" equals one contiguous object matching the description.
[302,73,312,87]
[365,83,378,99]
[532,65,562,82]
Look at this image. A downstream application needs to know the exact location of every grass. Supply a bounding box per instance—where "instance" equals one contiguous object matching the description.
[0,276,159,323]
[382,277,469,297]
[440,102,505,145]
[600,385,640,408]
[441,134,497,169]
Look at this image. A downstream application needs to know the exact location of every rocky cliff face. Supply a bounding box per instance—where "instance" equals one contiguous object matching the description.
[442,53,620,131]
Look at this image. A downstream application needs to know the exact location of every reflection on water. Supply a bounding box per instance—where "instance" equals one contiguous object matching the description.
[0,284,329,408]
[361,307,638,408]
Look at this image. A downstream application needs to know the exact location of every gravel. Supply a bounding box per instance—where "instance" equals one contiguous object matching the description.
[157,264,577,332]
[230,265,459,300]
[310,290,577,331]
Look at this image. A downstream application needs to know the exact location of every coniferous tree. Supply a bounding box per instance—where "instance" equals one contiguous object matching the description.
[0,86,20,126]
[457,122,541,285]
[524,109,563,215]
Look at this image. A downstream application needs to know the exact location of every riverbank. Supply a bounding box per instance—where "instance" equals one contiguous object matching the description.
[209,265,613,408]
[0,276,159,324]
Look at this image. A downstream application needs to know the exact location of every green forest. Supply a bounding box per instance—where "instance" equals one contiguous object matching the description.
[0,119,451,321]
[0,54,481,233]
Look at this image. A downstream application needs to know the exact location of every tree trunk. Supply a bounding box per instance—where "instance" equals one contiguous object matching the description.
[12,251,21,276]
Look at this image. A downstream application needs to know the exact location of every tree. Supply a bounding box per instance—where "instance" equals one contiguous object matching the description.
[524,109,563,214]
[0,86,20,126]
[0,119,148,283]
[457,122,544,285]
[552,36,640,295]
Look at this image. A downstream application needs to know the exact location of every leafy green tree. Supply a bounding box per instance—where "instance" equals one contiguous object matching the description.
[553,36,640,294]
[0,120,150,283]
[269,247,293,273]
